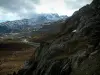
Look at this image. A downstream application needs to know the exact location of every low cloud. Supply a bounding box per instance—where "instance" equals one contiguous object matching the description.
[0,0,93,21]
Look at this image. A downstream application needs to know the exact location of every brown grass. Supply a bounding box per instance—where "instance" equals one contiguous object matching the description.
[0,42,36,75]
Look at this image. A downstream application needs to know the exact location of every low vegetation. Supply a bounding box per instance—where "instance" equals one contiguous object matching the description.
[0,41,37,75]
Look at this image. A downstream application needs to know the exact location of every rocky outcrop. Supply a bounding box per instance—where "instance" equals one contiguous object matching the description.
[14,0,100,75]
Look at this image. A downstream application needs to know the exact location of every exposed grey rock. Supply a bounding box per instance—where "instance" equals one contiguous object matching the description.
[13,0,100,75]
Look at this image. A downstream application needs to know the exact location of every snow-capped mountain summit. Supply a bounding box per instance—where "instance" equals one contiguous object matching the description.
[0,14,68,33]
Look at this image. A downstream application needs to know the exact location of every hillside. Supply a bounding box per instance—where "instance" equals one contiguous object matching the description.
[0,42,36,75]
[11,0,100,75]
[0,14,67,42]
[0,14,67,34]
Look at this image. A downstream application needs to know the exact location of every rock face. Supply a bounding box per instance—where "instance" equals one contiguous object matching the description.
[15,0,100,75]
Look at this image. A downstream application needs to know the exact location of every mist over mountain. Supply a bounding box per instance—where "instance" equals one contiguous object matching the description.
[0,0,92,21]
[0,13,67,33]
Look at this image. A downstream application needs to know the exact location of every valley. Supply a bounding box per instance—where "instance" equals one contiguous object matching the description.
[0,42,37,75]
[0,14,66,75]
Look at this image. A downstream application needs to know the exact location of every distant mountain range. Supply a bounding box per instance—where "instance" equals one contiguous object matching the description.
[0,14,68,34]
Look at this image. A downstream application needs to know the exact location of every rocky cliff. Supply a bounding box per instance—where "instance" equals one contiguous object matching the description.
[14,0,100,75]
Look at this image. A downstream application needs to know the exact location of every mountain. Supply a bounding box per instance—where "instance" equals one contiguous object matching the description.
[13,0,100,75]
[38,20,64,34]
[0,14,67,33]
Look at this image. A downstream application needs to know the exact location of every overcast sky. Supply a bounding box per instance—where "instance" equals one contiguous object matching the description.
[0,0,93,22]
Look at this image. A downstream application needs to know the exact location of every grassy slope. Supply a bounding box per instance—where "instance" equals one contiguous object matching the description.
[0,42,36,75]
